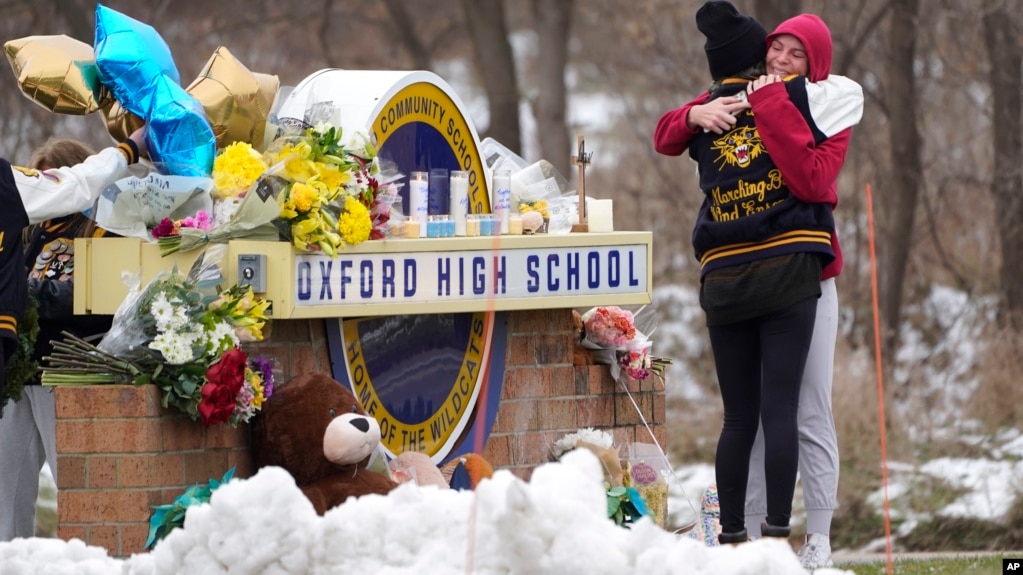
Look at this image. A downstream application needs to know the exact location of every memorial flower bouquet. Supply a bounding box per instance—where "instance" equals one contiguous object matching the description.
[154,141,281,256]
[264,124,379,256]
[578,305,671,382]
[41,248,276,427]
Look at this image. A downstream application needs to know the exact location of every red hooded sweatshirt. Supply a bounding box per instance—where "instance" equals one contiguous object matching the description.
[653,13,862,280]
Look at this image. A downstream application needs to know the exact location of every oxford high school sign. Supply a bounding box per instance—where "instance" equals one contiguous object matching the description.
[295,242,648,306]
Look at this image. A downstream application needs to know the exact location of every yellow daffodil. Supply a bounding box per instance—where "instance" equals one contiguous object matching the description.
[268,124,380,257]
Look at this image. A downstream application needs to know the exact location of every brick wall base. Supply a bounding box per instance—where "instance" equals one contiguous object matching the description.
[54,385,252,556]
[53,308,664,556]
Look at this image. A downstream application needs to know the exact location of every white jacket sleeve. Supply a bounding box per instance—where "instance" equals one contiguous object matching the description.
[804,74,864,138]
[12,146,130,225]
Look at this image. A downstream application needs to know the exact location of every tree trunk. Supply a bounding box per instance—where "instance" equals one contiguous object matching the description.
[380,0,434,70]
[983,4,1023,330]
[751,0,801,32]
[882,0,922,355]
[530,0,573,178]
[461,0,522,154]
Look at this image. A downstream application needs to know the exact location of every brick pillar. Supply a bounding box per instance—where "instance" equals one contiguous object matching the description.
[244,318,333,375]
[52,312,665,555]
[54,385,253,557]
[482,309,666,480]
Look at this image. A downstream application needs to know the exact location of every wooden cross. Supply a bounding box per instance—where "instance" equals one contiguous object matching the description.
[571,135,592,233]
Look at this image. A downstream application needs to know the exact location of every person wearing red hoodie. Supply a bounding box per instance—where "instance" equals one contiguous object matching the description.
[654,5,860,567]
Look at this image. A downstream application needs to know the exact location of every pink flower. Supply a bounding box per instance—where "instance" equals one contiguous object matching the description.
[582,306,636,348]
[151,218,178,238]
[180,210,213,231]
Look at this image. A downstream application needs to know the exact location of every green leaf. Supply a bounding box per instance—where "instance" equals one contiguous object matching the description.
[607,495,621,518]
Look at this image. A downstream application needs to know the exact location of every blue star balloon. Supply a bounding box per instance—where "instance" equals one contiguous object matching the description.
[93,4,213,176]
[147,75,216,177]
[94,4,179,117]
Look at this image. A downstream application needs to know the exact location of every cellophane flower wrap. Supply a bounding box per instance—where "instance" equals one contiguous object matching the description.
[155,141,281,256]
[368,164,406,239]
[263,123,380,256]
[40,246,276,427]
[579,305,671,382]
[94,167,214,241]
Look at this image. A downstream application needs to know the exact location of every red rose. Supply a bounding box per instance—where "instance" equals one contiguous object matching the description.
[198,348,247,427]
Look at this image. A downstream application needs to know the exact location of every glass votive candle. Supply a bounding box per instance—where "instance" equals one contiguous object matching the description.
[403,220,420,239]
[435,215,446,238]
[480,214,495,236]
[466,214,481,237]
[427,215,441,238]
[508,214,523,235]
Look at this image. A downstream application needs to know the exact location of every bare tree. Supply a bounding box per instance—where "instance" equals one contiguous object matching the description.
[751,0,801,31]
[983,2,1023,329]
[530,0,573,177]
[461,0,522,153]
[881,0,922,354]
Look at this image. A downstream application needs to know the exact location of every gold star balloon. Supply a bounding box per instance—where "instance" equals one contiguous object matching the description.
[102,100,145,143]
[4,34,113,114]
[186,46,279,151]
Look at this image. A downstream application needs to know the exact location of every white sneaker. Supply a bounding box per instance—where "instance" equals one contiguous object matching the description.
[797,533,834,569]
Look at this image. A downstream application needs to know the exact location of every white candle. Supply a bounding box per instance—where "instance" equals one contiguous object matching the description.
[449,171,469,236]
[493,169,512,234]
[588,199,614,232]
[409,171,429,238]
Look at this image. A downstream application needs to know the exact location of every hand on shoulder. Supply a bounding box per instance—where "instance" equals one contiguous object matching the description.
[687,96,751,134]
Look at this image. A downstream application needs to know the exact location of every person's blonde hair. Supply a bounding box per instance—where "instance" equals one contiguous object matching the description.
[28,138,99,238]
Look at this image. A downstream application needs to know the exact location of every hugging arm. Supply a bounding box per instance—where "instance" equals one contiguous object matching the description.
[653,92,710,156]
[748,77,862,205]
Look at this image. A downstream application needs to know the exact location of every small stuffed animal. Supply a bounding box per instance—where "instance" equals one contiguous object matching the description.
[572,309,594,366]
[439,453,495,490]
[250,371,398,515]
[388,451,449,489]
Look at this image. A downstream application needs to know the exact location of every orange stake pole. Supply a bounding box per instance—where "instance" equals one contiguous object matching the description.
[866,183,894,575]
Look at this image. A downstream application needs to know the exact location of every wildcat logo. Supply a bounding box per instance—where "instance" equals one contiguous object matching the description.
[712,125,764,170]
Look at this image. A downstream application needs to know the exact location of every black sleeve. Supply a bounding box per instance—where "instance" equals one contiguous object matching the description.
[27,278,74,320]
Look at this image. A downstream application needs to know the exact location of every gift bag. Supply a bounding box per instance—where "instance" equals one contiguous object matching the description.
[623,442,670,528]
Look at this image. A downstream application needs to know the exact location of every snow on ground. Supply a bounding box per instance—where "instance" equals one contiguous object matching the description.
[0,451,853,575]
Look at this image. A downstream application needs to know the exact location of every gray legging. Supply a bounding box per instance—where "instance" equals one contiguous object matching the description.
[0,386,59,541]
[745,278,839,537]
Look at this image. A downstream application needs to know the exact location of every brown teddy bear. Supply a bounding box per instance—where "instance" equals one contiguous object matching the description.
[250,371,398,515]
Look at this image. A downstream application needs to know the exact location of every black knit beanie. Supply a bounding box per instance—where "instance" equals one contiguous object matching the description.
[696,1,768,81]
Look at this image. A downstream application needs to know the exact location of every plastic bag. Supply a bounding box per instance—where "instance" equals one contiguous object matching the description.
[480,137,529,173]
[371,162,406,239]
[97,245,227,361]
[510,160,571,208]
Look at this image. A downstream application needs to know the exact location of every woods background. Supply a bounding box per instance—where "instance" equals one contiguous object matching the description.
[3,0,1022,548]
